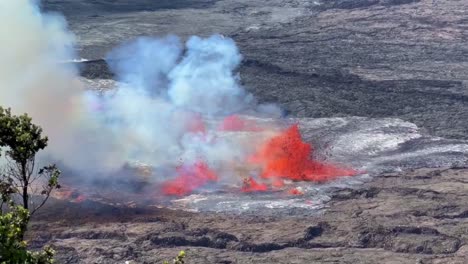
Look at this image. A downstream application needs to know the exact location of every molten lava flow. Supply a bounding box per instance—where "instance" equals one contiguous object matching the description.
[272,178,285,188]
[250,124,356,183]
[54,187,87,203]
[218,115,259,132]
[241,177,268,193]
[186,113,206,134]
[73,194,87,203]
[288,188,304,195]
[162,161,218,196]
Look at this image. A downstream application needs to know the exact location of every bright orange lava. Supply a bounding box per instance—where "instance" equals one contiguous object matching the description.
[218,115,259,132]
[186,113,206,134]
[288,188,304,195]
[241,177,268,192]
[55,187,87,203]
[160,124,356,196]
[162,161,218,196]
[250,124,356,183]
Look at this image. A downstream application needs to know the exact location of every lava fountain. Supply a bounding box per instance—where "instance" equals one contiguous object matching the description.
[0,1,358,209]
[159,116,357,197]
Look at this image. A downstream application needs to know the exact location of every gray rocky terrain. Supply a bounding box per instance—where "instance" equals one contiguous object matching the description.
[28,0,468,263]
[29,167,468,263]
[45,0,468,139]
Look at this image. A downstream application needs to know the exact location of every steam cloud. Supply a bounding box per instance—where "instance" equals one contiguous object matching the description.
[0,0,278,180]
[1,1,355,194]
[0,0,93,169]
[90,34,281,180]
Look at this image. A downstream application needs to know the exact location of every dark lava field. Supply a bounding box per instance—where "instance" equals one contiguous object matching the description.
[31,168,468,263]
[45,0,468,140]
[30,0,468,263]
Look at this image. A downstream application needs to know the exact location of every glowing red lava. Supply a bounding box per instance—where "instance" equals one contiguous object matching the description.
[218,115,260,132]
[250,124,356,183]
[55,187,87,203]
[162,161,218,196]
[186,113,206,134]
[158,124,356,196]
[288,188,304,195]
[241,177,268,192]
[73,194,87,203]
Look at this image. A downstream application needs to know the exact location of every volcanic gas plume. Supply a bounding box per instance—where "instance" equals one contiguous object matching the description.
[0,0,357,200]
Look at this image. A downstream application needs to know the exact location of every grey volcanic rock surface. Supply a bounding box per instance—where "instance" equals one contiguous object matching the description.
[29,168,468,263]
[45,0,468,139]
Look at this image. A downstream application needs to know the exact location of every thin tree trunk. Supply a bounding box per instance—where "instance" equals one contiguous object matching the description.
[20,162,29,240]
[22,162,28,210]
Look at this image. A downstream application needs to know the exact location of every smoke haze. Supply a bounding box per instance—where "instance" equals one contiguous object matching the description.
[0,1,355,196]
[0,0,276,180]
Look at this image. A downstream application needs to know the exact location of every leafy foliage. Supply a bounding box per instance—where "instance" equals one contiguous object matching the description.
[0,107,60,213]
[0,107,58,263]
[0,200,55,264]
[163,251,186,264]
[0,107,48,167]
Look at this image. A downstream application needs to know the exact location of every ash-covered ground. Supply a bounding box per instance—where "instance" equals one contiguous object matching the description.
[29,0,468,263]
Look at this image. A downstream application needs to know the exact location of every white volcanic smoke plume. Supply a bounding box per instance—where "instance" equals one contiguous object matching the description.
[0,0,77,129]
[0,1,354,196]
[0,0,96,168]
[0,0,278,179]
[89,34,277,177]
[0,0,135,174]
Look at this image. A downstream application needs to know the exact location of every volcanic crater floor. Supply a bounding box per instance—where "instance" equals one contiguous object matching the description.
[29,167,468,263]
[36,0,468,263]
